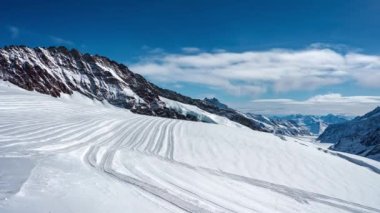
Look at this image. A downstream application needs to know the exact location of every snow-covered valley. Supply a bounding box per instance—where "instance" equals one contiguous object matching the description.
[1,82,380,213]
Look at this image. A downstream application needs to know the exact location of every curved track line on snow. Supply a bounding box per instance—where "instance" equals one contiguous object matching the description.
[83,117,214,213]
[91,115,380,213]
[127,150,380,213]
[2,85,380,213]
[316,148,380,175]
[109,117,380,213]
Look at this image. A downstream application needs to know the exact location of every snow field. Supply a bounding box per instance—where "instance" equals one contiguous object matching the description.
[1,82,380,213]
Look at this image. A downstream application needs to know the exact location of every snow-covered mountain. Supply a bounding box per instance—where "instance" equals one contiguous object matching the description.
[203,97,229,110]
[0,45,186,118]
[1,81,380,213]
[245,113,311,136]
[194,97,311,136]
[273,114,350,135]
[151,86,275,132]
[0,45,281,133]
[318,107,380,161]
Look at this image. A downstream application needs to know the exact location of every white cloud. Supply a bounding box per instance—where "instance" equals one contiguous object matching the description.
[8,26,19,39]
[49,36,74,46]
[141,45,165,54]
[308,42,361,53]
[172,83,183,88]
[181,47,201,53]
[239,94,380,115]
[130,46,380,97]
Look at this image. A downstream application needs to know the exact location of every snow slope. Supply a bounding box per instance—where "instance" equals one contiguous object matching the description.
[160,96,243,128]
[1,82,380,213]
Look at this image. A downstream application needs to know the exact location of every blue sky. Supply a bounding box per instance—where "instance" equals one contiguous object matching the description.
[1,0,380,115]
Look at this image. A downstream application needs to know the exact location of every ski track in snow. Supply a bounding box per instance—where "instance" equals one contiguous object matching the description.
[315,147,380,175]
[1,83,380,213]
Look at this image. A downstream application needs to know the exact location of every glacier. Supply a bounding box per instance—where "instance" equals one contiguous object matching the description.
[1,81,380,212]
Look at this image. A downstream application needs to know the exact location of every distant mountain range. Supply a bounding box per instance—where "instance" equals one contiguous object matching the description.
[271,114,351,135]
[319,106,380,161]
[245,113,311,136]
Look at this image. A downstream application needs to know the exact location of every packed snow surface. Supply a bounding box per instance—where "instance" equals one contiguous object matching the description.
[1,82,380,213]
[160,96,243,128]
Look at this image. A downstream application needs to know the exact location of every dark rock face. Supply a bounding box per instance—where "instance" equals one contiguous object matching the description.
[203,98,229,110]
[318,107,380,161]
[0,46,188,119]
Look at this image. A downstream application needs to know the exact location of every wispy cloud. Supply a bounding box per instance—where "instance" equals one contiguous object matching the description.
[308,42,361,53]
[181,47,201,53]
[130,46,380,97]
[239,94,380,115]
[141,45,165,54]
[8,26,20,39]
[172,83,183,88]
[49,36,75,46]
[6,26,76,47]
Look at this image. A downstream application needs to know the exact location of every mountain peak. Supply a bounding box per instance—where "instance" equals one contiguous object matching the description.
[358,106,380,120]
[0,46,167,115]
[203,97,229,110]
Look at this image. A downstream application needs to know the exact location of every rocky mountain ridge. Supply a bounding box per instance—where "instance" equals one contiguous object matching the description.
[245,113,311,136]
[318,106,380,161]
[0,45,281,133]
[272,114,351,135]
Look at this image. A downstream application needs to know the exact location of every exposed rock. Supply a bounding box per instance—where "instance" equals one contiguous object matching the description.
[318,106,380,161]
